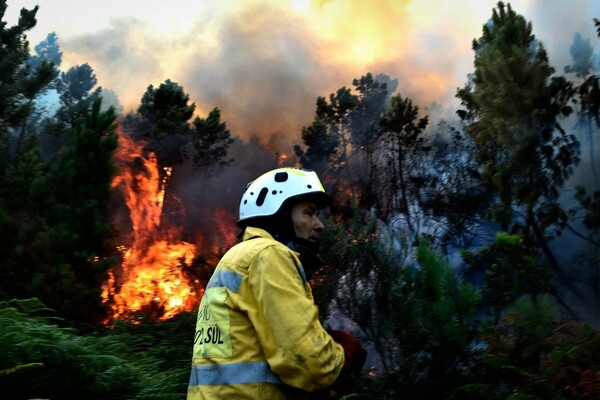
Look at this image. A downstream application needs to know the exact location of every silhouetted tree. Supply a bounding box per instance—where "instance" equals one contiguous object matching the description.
[55,63,102,128]
[27,31,62,71]
[0,1,57,172]
[125,79,195,181]
[422,122,487,249]
[298,86,359,207]
[295,117,338,176]
[379,93,429,231]
[136,79,194,138]
[565,33,594,78]
[192,107,234,172]
[350,73,391,206]
[565,30,600,186]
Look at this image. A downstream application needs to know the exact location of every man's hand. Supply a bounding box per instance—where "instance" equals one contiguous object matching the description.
[329,330,367,374]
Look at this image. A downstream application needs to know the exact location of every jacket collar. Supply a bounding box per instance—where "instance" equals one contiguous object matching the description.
[242,226,276,242]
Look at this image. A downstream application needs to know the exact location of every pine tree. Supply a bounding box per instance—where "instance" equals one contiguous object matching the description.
[350,73,391,206]
[27,99,119,322]
[0,0,57,173]
[379,93,429,227]
[456,2,580,302]
[124,79,195,188]
[56,63,102,128]
[192,107,234,171]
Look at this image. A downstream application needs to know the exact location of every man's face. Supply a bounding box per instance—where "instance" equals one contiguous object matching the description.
[291,201,324,242]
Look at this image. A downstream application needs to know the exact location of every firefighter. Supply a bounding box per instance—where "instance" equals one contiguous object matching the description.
[188,167,366,399]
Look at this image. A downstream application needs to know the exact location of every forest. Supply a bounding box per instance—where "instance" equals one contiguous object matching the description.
[1,0,599,399]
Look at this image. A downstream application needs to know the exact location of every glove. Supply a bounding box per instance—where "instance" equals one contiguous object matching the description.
[328,330,367,374]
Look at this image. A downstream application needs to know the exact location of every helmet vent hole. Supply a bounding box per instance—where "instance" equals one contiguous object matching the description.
[256,187,269,206]
[274,172,288,182]
[243,200,247,204]
[272,190,277,195]
[307,184,312,189]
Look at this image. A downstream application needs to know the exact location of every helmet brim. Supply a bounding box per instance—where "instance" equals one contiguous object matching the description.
[292,191,331,209]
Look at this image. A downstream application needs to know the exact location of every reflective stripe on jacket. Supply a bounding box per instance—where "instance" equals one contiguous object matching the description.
[187,226,344,400]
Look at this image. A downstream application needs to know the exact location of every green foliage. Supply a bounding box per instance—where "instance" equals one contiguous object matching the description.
[0,298,138,399]
[0,4,114,323]
[322,208,481,399]
[305,86,359,184]
[462,232,555,319]
[456,1,578,236]
[107,311,196,399]
[351,73,390,151]
[349,73,391,206]
[455,1,594,321]
[459,232,598,399]
[0,298,194,399]
[308,214,350,312]
[34,99,118,322]
[464,295,600,399]
[0,99,119,323]
[321,211,599,399]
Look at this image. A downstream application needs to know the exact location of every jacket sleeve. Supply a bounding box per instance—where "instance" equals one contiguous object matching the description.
[246,243,345,392]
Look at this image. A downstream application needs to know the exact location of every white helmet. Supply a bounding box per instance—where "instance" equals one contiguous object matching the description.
[238,167,330,227]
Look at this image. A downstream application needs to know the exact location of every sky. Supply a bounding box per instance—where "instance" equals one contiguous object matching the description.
[5,0,600,147]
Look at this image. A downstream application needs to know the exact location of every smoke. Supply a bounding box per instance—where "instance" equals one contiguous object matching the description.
[61,17,170,112]
[181,2,338,148]
[4,0,597,147]
[52,0,537,145]
[50,0,600,235]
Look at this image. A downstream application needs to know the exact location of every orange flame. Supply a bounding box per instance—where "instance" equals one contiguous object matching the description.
[102,131,201,323]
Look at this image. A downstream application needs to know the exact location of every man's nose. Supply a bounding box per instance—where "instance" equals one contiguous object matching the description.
[314,218,324,232]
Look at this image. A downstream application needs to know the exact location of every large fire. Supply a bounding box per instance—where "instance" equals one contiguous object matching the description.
[102,132,202,323]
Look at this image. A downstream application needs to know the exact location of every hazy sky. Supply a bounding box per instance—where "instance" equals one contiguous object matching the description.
[5,0,600,144]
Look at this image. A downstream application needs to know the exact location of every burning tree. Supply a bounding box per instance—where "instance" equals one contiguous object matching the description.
[102,132,201,323]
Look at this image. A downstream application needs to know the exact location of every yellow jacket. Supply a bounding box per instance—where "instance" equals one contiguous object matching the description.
[187,227,345,400]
